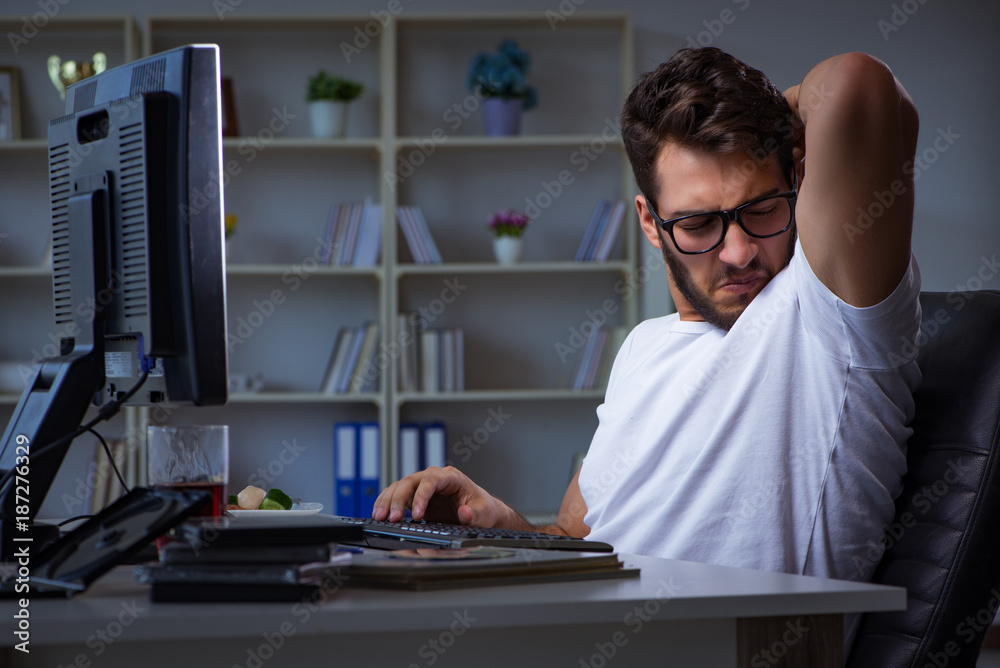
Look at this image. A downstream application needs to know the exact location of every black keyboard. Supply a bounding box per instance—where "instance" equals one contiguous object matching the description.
[335,517,614,552]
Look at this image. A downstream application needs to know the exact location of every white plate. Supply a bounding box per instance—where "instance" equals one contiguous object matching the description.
[228,502,324,517]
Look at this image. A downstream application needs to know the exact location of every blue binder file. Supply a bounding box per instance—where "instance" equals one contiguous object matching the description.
[333,422,359,517]
[422,422,447,469]
[357,422,380,517]
[398,423,421,479]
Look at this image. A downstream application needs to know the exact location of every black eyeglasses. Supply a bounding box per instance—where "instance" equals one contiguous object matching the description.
[645,182,798,255]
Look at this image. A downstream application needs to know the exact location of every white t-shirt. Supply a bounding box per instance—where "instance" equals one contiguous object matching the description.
[580,239,921,586]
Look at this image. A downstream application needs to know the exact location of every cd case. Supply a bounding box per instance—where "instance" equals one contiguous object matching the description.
[0,486,210,599]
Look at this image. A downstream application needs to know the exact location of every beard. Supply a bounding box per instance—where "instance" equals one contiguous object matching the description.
[655,226,797,331]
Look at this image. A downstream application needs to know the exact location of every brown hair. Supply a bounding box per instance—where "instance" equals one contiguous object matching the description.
[621,47,795,202]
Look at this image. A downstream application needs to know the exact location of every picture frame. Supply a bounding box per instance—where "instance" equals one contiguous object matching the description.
[0,66,22,141]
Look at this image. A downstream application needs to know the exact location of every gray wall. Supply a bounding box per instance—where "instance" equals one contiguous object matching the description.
[16,0,996,316]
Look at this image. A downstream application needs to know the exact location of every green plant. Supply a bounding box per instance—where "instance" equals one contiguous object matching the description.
[467,40,538,110]
[306,71,364,102]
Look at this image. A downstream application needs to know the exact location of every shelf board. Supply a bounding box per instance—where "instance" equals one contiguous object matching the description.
[222,137,381,153]
[396,388,606,405]
[227,264,383,279]
[0,266,52,278]
[228,391,382,405]
[395,260,630,277]
[0,139,47,153]
[395,135,624,151]
[0,393,21,406]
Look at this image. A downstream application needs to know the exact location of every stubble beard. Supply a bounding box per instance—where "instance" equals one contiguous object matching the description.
[655,226,797,331]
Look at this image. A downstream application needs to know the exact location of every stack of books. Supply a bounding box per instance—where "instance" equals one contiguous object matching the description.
[571,325,628,391]
[396,205,442,264]
[575,199,627,262]
[321,199,383,267]
[320,322,379,394]
[396,314,464,393]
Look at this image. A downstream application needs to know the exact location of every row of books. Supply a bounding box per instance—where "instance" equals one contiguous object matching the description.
[398,422,447,479]
[320,322,379,394]
[575,199,627,262]
[320,199,383,267]
[318,199,626,266]
[396,314,464,393]
[571,325,628,391]
[397,205,442,264]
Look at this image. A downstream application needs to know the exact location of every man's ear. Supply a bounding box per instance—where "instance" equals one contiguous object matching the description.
[636,194,664,248]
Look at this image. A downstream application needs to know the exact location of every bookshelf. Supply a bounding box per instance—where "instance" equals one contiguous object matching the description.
[0,12,637,519]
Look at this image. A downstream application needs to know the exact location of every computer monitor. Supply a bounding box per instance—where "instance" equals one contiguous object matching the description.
[0,45,229,559]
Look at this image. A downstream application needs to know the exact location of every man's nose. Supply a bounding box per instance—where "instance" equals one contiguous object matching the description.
[716,219,758,268]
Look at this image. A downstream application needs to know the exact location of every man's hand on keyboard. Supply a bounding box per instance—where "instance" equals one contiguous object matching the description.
[372,466,531,530]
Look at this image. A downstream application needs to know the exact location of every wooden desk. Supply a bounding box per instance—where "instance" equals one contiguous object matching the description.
[1,554,905,667]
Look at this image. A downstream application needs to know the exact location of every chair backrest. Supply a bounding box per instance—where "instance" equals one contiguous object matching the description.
[847,290,1000,667]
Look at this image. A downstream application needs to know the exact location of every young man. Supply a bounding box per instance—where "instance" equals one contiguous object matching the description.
[374,47,920,636]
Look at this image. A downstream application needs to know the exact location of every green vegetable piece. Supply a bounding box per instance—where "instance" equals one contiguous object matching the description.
[228,494,238,505]
[259,488,293,510]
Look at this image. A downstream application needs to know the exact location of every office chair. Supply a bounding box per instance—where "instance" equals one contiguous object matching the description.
[847,290,1000,668]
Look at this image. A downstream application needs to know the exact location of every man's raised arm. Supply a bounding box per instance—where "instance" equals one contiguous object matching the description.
[785,52,919,307]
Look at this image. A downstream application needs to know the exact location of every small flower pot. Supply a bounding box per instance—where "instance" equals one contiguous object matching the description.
[309,100,349,138]
[482,98,522,137]
[493,236,524,265]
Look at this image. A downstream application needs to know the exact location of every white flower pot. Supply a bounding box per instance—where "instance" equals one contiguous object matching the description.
[493,236,524,265]
[309,100,349,138]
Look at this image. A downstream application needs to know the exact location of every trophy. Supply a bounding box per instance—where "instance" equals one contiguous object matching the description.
[48,52,107,100]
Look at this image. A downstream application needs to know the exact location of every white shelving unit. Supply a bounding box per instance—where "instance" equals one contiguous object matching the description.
[0,13,636,518]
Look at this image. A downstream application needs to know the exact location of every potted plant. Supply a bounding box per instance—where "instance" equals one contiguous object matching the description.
[467,40,538,137]
[488,209,529,264]
[306,70,364,138]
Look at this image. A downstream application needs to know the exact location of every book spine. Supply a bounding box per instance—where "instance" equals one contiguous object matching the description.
[334,422,359,516]
[358,422,380,517]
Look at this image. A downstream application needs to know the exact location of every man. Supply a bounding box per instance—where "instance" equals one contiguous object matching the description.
[374,47,920,639]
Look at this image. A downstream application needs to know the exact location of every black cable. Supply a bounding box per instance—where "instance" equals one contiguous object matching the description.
[0,372,149,523]
[88,427,130,495]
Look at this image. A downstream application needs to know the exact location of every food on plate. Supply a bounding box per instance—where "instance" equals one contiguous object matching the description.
[258,488,294,511]
[230,484,295,511]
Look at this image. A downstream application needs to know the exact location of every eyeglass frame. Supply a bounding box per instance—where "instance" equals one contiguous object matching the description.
[643,174,798,255]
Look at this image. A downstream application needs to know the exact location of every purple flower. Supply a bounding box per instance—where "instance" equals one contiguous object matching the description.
[488,209,529,238]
